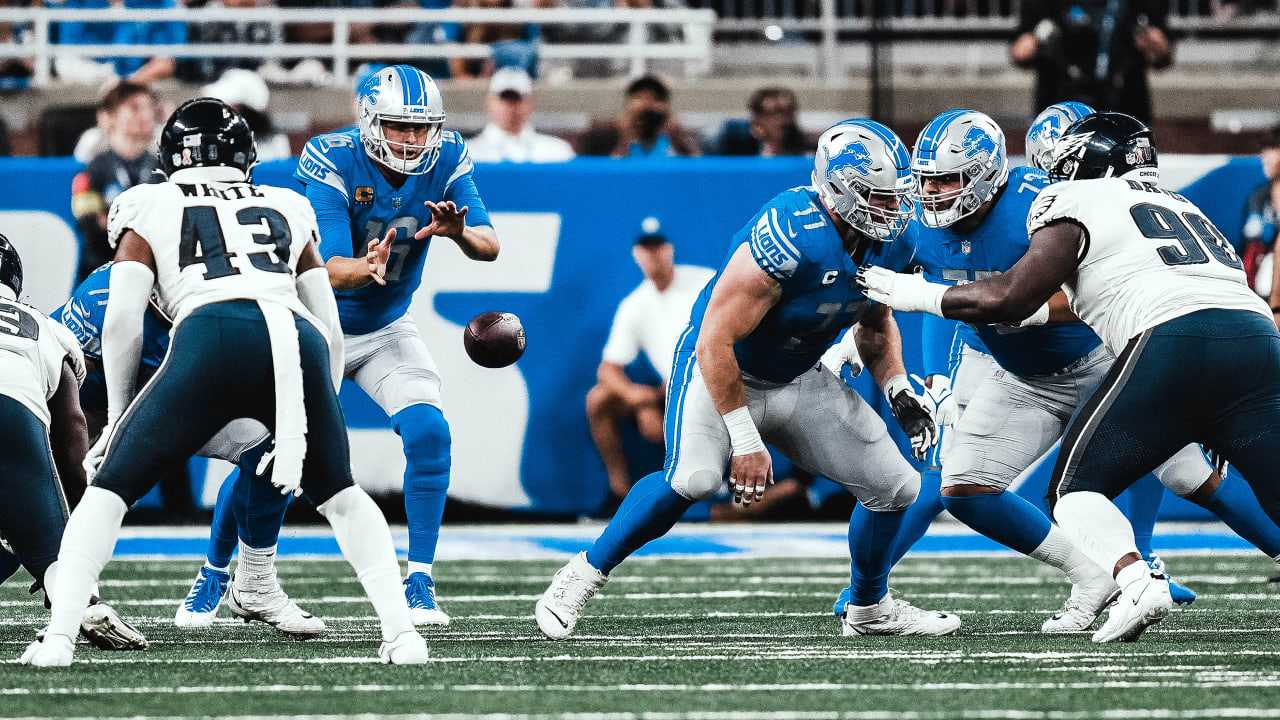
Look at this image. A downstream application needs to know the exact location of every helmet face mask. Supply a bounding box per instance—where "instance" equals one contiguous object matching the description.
[159,98,257,178]
[357,66,447,176]
[910,109,1009,228]
[0,234,21,298]
[1025,101,1095,173]
[812,119,916,242]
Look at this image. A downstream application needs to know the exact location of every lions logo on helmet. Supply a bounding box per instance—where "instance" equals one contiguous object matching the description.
[811,119,915,242]
[1025,101,1095,173]
[910,109,1010,228]
[356,65,447,176]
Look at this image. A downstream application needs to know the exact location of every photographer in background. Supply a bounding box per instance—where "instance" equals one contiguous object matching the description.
[1011,0,1172,124]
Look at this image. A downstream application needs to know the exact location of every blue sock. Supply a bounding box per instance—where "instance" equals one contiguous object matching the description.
[1120,474,1164,559]
[394,404,451,566]
[233,440,291,550]
[941,490,1051,556]
[207,467,240,568]
[587,471,693,575]
[0,547,20,586]
[1203,468,1280,558]
[889,468,944,566]
[848,503,906,605]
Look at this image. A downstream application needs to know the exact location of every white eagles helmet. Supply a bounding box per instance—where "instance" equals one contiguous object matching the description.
[1025,101,1095,173]
[812,119,916,242]
[910,109,1009,228]
[356,65,447,175]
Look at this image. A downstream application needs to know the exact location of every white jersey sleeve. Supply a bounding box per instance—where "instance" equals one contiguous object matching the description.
[109,179,321,327]
[1028,178,1271,354]
[0,300,79,425]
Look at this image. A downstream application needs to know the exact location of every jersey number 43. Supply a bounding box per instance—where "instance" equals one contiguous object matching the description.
[180,205,293,280]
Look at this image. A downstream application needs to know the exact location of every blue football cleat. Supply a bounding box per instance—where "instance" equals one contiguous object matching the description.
[404,572,450,626]
[1147,554,1195,605]
[833,586,852,617]
[175,566,230,628]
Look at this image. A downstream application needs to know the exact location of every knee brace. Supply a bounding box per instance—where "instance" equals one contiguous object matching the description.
[394,404,452,489]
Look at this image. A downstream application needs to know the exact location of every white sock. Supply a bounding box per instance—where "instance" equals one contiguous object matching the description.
[236,542,277,588]
[1029,524,1109,585]
[204,561,229,574]
[46,488,128,640]
[407,561,433,578]
[318,486,413,641]
[1053,491,1141,580]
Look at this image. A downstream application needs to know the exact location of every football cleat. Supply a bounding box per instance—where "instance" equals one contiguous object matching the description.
[1041,574,1121,633]
[378,630,429,664]
[404,573,451,626]
[81,601,149,650]
[1147,554,1196,605]
[833,586,851,617]
[20,633,75,667]
[841,591,961,637]
[535,551,608,640]
[1092,569,1172,643]
[175,566,230,629]
[1270,569,1280,583]
[227,575,326,638]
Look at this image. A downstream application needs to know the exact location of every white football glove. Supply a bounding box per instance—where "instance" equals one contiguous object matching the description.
[263,440,305,497]
[83,427,112,483]
[996,300,1050,332]
[856,266,948,317]
[910,373,960,427]
[884,374,939,462]
[820,332,864,378]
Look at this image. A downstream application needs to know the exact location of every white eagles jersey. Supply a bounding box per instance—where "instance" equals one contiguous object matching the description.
[107,168,321,327]
[1027,177,1272,354]
[0,297,85,425]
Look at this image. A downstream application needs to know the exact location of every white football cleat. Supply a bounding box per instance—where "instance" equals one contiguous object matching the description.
[20,633,75,667]
[403,573,451,626]
[841,591,961,637]
[535,551,608,640]
[81,601,149,650]
[1092,569,1172,643]
[1041,574,1121,633]
[227,576,326,638]
[378,630,429,664]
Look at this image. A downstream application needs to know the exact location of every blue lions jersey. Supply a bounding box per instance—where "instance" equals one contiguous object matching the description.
[687,187,916,383]
[908,166,1102,377]
[51,262,171,415]
[294,125,493,335]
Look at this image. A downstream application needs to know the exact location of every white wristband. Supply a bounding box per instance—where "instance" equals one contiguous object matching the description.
[722,406,766,456]
[883,373,910,400]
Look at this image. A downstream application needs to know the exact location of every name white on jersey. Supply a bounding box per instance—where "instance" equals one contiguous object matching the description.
[1027,177,1271,354]
[108,175,322,326]
[0,299,84,424]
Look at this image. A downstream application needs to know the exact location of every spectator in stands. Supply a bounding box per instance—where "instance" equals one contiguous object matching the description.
[467,67,575,163]
[1242,124,1280,303]
[51,0,186,85]
[447,0,541,81]
[1010,0,1172,123]
[203,68,293,161]
[712,87,809,157]
[71,81,159,282]
[543,0,682,79]
[0,0,35,90]
[176,0,280,83]
[587,218,713,501]
[577,74,699,158]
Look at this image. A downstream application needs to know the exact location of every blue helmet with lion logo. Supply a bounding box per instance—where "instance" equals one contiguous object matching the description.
[812,119,915,242]
[356,65,447,176]
[1026,101,1095,174]
[910,109,1009,228]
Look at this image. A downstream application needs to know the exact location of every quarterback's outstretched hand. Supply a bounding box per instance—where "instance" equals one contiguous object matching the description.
[885,375,938,461]
[856,266,948,317]
[910,373,960,427]
[416,200,469,241]
[366,228,394,286]
[820,331,864,378]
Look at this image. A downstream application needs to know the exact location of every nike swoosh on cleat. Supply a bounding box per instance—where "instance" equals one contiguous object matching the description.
[546,608,570,629]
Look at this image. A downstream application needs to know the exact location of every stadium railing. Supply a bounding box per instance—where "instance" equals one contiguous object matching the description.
[0,6,717,87]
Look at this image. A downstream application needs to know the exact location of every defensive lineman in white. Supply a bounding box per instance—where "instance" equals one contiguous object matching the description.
[21,99,428,667]
[859,112,1280,643]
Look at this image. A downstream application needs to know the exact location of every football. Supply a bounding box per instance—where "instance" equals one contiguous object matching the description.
[463,311,526,368]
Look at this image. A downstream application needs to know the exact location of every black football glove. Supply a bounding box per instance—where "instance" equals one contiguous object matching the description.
[885,375,938,462]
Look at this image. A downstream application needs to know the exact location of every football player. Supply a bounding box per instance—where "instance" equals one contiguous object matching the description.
[294,65,499,626]
[0,236,148,653]
[859,112,1280,642]
[535,119,960,640]
[54,263,324,636]
[21,99,427,667]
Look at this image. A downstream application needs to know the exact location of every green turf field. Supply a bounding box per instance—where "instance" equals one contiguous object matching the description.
[2,554,1279,719]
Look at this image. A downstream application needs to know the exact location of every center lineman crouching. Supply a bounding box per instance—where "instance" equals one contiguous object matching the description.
[536,120,960,640]
[21,99,428,667]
